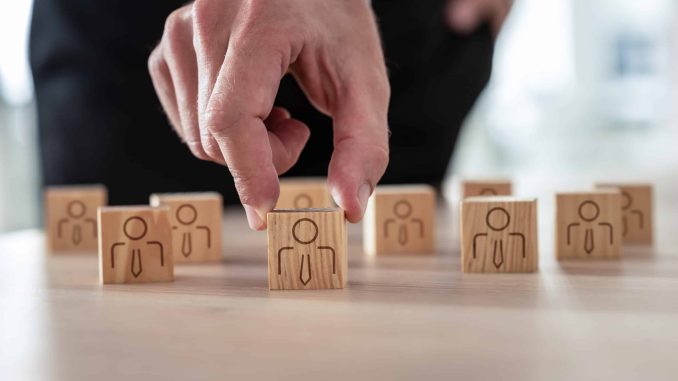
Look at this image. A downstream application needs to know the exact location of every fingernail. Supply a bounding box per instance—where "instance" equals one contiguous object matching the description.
[358,183,373,214]
[243,204,265,231]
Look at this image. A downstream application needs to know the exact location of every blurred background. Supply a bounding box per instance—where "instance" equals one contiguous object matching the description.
[1,0,677,233]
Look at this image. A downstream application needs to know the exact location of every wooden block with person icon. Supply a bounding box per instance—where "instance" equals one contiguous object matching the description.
[45,184,107,252]
[276,177,334,209]
[98,206,174,284]
[460,197,538,273]
[596,183,654,245]
[462,179,512,198]
[363,184,436,255]
[556,190,623,259]
[150,192,223,263]
[267,208,347,290]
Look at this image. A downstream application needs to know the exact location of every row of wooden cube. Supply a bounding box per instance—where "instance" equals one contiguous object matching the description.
[45,187,223,283]
[44,179,654,289]
[44,179,336,286]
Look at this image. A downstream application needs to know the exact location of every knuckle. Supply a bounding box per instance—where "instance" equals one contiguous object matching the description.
[230,172,259,205]
[371,143,390,170]
[186,141,207,161]
[163,10,182,38]
[192,0,220,39]
[163,9,190,48]
[147,46,165,79]
[201,138,222,162]
[203,101,247,137]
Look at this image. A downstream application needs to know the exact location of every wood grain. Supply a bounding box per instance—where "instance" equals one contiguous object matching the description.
[363,184,436,255]
[462,180,512,198]
[45,185,107,253]
[276,177,334,209]
[556,191,622,259]
[460,196,538,272]
[150,192,223,263]
[2,198,678,380]
[596,183,654,245]
[267,208,346,290]
[98,206,174,284]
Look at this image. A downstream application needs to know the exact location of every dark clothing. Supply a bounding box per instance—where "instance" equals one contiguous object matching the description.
[30,0,493,205]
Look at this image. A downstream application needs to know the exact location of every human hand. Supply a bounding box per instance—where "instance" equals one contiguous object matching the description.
[148,0,390,230]
[446,0,513,36]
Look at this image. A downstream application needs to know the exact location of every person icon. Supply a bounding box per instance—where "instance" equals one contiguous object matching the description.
[473,207,525,269]
[479,188,498,196]
[277,218,336,286]
[567,200,614,254]
[171,204,211,258]
[621,191,644,237]
[293,194,313,209]
[57,200,97,246]
[111,216,165,278]
[384,200,424,246]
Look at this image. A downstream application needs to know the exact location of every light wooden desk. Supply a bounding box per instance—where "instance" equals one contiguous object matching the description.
[1,203,678,381]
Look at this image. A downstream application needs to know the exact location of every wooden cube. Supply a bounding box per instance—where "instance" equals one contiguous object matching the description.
[460,197,538,273]
[98,206,174,284]
[150,192,223,263]
[45,185,107,252]
[276,177,334,209]
[267,208,346,290]
[596,183,654,245]
[363,185,436,255]
[462,180,512,198]
[556,191,622,260]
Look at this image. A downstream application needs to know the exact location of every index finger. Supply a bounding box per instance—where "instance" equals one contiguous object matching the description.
[203,25,300,230]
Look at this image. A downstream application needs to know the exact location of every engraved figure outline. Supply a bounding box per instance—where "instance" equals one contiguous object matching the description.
[384,200,424,246]
[277,218,336,286]
[566,200,614,255]
[621,191,644,237]
[111,216,165,278]
[57,200,97,245]
[472,207,526,269]
[171,203,211,258]
[479,188,498,196]
[293,193,313,209]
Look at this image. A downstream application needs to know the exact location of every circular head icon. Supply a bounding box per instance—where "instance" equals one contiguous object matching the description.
[292,218,319,245]
[123,216,148,240]
[293,194,313,209]
[176,204,198,225]
[621,191,633,211]
[67,200,87,219]
[486,207,510,231]
[578,200,600,222]
[393,200,413,219]
[480,188,498,196]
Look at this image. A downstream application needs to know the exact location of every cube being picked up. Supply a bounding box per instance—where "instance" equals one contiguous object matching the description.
[267,208,346,290]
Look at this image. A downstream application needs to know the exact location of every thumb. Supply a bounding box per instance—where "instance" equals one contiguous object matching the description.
[328,85,390,223]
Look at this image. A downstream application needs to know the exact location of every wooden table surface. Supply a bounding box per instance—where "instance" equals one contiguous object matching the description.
[2,199,678,381]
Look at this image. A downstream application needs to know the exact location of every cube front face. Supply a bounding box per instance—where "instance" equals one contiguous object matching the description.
[267,209,346,290]
[150,193,223,263]
[45,185,107,252]
[98,207,174,284]
[276,179,333,209]
[556,192,622,260]
[364,186,436,255]
[460,198,538,273]
[462,181,512,198]
[596,184,653,245]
